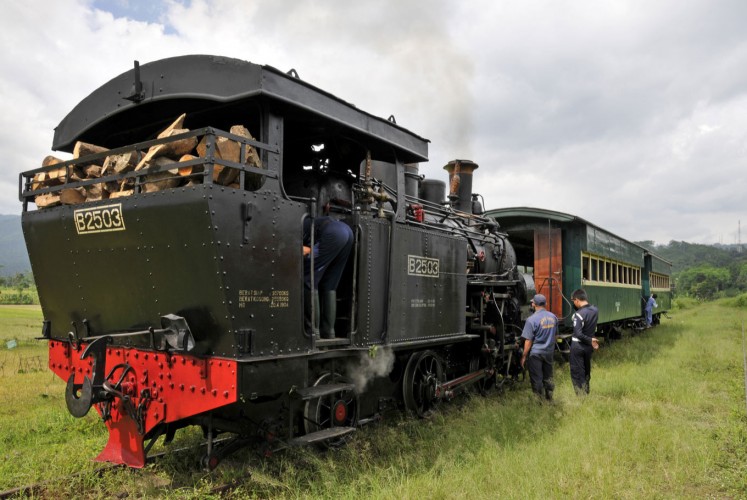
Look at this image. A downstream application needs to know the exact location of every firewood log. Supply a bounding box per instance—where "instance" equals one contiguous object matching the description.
[42,155,63,167]
[196,135,232,185]
[135,128,197,171]
[32,156,64,190]
[230,125,264,190]
[102,151,139,175]
[84,183,106,201]
[142,157,181,192]
[142,171,180,193]
[157,113,186,139]
[34,193,61,208]
[73,142,109,161]
[177,154,203,177]
[110,190,134,199]
[196,125,263,186]
[60,187,86,205]
[230,125,262,167]
[83,165,102,178]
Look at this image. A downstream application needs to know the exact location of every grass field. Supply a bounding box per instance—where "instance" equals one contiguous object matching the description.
[0,302,745,498]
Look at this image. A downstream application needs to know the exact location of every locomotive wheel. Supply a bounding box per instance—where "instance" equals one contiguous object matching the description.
[470,356,496,396]
[402,350,444,418]
[303,372,358,447]
[201,453,220,471]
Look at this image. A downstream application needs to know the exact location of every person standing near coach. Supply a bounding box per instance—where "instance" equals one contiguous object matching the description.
[520,293,558,402]
[570,289,599,395]
[644,293,658,328]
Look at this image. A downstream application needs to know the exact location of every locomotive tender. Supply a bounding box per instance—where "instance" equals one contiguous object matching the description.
[19,55,669,469]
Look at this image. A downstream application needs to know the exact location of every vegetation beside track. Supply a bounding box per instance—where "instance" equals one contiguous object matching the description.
[0,301,745,498]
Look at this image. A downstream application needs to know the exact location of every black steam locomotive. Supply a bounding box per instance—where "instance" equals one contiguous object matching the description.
[20,55,535,468]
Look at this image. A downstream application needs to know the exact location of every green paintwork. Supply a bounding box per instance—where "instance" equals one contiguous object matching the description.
[486,206,673,329]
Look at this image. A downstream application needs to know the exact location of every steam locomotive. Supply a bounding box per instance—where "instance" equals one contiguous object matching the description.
[19,55,667,469]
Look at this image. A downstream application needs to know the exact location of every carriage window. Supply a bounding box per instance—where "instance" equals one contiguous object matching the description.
[591,258,598,281]
[582,253,644,286]
[582,255,590,280]
[650,272,670,289]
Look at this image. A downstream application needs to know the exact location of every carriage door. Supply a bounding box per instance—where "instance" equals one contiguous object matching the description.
[534,228,563,317]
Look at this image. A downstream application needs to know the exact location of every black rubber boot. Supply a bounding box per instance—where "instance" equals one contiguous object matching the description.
[304,290,320,338]
[319,291,337,339]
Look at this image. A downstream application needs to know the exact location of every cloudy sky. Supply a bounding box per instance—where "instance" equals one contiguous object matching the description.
[2,0,745,245]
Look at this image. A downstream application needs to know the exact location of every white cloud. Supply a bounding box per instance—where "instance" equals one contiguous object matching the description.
[0,0,745,246]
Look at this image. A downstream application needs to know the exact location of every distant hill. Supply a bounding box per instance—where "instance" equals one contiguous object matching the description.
[635,240,746,274]
[0,215,31,276]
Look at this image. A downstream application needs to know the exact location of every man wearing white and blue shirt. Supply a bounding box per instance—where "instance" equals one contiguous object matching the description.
[570,289,599,395]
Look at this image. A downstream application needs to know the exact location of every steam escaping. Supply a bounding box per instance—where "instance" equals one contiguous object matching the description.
[346,346,396,394]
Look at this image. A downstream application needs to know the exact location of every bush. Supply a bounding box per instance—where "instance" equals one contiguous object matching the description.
[673,296,699,310]
[723,293,747,308]
[0,293,35,305]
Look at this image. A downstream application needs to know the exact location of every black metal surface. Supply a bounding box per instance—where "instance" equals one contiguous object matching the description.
[53,55,428,163]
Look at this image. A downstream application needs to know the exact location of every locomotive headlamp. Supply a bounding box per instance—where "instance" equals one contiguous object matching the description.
[160,314,195,352]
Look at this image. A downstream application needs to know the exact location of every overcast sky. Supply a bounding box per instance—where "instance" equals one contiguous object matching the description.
[2,0,745,245]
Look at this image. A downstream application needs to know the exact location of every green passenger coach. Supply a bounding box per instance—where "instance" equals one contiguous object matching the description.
[644,252,673,320]
[484,207,671,340]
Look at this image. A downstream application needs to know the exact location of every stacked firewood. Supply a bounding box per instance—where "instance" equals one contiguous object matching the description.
[32,113,263,208]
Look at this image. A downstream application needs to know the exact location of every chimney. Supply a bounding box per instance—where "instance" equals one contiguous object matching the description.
[443,159,478,213]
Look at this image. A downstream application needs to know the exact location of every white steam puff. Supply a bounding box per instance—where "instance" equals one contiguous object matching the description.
[346,347,396,394]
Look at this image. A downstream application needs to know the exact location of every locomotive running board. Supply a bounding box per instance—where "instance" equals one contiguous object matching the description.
[291,383,356,400]
[288,426,356,446]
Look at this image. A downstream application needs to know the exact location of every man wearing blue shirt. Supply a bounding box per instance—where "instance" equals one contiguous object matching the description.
[644,293,658,327]
[520,294,558,402]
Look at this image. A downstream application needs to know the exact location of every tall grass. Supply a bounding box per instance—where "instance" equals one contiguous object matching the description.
[0,302,745,498]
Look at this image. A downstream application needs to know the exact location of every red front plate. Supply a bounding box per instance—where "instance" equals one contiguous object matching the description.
[49,340,238,467]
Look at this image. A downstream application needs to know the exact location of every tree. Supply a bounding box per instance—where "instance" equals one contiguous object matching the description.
[735,262,747,292]
[676,265,731,300]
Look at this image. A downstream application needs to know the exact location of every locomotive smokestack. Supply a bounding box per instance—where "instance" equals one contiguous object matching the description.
[444,159,478,213]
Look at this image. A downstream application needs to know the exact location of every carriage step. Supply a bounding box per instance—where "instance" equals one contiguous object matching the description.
[292,383,356,400]
[288,426,356,446]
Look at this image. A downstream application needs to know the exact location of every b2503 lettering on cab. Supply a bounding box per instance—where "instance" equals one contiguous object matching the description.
[74,204,126,235]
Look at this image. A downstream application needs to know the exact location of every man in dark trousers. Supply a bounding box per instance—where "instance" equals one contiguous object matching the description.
[520,294,558,401]
[303,216,354,338]
[570,289,599,395]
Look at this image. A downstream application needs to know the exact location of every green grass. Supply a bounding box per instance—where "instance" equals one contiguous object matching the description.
[0,302,745,498]
[0,305,109,490]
